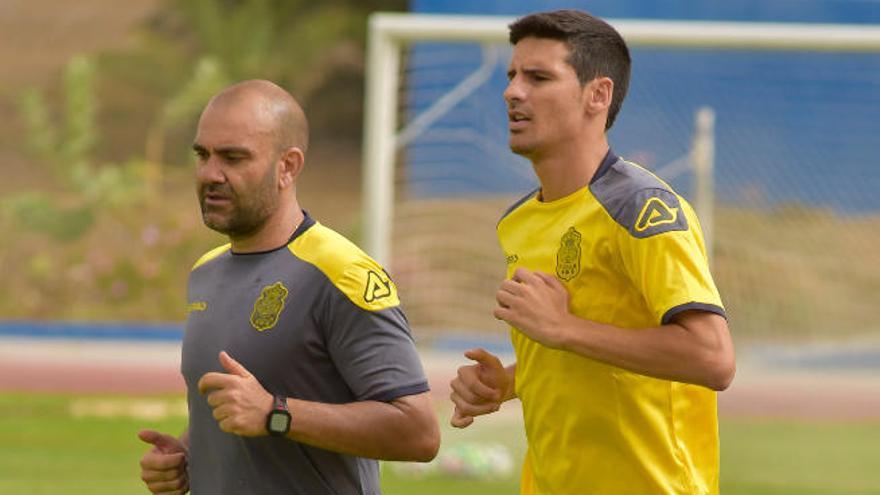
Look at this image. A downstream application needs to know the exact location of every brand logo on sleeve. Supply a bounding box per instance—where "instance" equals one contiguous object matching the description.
[635,197,679,233]
[186,301,207,314]
[364,270,393,303]
[250,281,289,332]
[556,227,582,281]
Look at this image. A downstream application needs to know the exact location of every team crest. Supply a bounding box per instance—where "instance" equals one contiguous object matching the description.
[250,281,289,332]
[556,227,582,281]
[635,197,679,232]
[364,270,392,303]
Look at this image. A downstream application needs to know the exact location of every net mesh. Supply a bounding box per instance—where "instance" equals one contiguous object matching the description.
[385,38,880,343]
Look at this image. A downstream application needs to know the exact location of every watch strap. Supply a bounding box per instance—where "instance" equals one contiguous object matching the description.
[266,395,292,436]
[273,395,288,412]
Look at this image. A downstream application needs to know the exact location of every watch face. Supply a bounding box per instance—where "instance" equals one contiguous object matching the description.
[269,412,291,433]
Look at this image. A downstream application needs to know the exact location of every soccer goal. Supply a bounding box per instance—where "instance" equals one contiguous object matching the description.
[362,13,880,341]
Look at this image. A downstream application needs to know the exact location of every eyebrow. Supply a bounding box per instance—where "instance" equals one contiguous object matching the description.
[191,144,252,155]
[507,67,553,79]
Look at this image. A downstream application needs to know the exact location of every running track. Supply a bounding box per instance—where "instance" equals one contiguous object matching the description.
[1,338,878,420]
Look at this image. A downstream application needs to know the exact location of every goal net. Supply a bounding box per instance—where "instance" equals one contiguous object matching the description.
[362,14,880,343]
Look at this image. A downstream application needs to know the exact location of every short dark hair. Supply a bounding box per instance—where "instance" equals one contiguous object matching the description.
[509,9,631,130]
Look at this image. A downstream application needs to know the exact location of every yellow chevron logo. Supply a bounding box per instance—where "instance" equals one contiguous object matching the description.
[635,197,678,232]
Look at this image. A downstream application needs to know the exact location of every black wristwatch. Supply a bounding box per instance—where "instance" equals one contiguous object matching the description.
[266,395,291,436]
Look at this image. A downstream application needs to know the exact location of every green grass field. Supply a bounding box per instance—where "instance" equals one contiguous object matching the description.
[1,392,878,494]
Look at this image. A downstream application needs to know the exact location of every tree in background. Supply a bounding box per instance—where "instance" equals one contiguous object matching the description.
[0,0,405,320]
[9,55,150,241]
[139,0,407,164]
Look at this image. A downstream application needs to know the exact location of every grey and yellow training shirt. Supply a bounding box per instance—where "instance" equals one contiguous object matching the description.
[181,213,429,494]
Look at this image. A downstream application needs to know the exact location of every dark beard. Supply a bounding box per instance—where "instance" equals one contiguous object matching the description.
[199,165,279,237]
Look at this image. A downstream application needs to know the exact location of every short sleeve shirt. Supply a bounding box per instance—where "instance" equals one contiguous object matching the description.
[497,152,725,495]
[181,213,429,494]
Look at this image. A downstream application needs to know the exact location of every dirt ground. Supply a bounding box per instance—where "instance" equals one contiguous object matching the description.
[0,0,160,92]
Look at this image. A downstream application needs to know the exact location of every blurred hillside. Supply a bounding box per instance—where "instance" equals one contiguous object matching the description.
[0,0,403,321]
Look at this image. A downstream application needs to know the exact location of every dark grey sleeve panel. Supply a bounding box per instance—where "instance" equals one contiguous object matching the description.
[498,187,540,226]
[322,287,429,402]
[590,159,689,238]
[661,302,728,325]
[625,188,689,238]
[369,382,431,403]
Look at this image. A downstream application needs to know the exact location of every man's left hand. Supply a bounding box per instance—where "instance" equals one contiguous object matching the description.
[198,351,272,437]
[494,268,573,349]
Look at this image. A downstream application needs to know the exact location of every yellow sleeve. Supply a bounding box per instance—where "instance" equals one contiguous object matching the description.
[617,201,724,325]
[288,222,400,312]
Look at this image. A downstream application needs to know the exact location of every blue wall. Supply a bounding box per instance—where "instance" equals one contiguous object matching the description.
[413,0,880,23]
[406,1,880,212]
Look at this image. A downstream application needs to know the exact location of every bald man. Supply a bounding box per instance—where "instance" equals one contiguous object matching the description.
[137,80,439,495]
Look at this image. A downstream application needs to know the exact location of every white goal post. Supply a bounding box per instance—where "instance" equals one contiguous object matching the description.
[361,12,880,266]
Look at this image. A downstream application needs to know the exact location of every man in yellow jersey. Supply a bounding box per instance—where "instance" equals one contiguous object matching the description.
[449,10,735,495]
[137,80,439,494]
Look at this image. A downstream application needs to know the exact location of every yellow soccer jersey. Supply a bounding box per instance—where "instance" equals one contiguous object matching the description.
[498,152,725,495]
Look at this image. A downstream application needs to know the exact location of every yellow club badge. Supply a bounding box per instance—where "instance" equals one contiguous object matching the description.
[250,281,289,332]
[556,226,582,281]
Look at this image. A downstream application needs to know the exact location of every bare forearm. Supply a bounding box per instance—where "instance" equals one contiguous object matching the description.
[494,268,734,390]
[285,393,439,461]
[557,313,734,390]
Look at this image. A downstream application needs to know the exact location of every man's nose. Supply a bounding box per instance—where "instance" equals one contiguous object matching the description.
[503,78,524,105]
[196,157,226,184]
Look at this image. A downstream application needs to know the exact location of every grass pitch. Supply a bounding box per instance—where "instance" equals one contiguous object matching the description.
[1,392,878,494]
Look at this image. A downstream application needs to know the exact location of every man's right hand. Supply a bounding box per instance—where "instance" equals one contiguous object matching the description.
[138,429,189,494]
[449,348,514,428]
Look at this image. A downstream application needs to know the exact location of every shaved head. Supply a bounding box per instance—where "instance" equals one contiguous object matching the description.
[205,79,309,154]
[194,80,309,245]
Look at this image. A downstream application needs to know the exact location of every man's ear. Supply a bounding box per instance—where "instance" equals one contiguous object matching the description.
[584,76,613,116]
[278,147,305,189]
